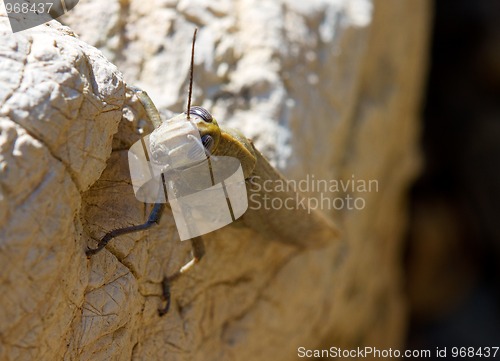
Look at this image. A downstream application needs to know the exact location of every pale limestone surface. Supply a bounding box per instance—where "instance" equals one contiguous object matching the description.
[0,16,124,361]
[0,0,429,359]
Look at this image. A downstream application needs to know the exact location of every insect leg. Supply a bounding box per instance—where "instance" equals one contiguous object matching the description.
[178,236,206,275]
[158,236,205,316]
[86,202,166,256]
[86,86,167,256]
[129,85,163,129]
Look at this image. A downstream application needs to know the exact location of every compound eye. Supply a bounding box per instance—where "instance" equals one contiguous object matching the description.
[187,134,214,160]
[188,106,213,123]
[201,134,214,151]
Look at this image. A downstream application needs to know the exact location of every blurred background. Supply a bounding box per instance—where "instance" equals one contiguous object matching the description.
[406,0,500,354]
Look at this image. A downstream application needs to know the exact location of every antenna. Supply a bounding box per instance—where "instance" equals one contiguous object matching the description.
[187,28,198,119]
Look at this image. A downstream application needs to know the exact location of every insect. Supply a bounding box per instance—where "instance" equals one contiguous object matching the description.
[86,29,257,315]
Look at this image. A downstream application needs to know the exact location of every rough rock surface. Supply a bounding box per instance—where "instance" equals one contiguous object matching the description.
[0,0,430,360]
[0,15,124,361]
